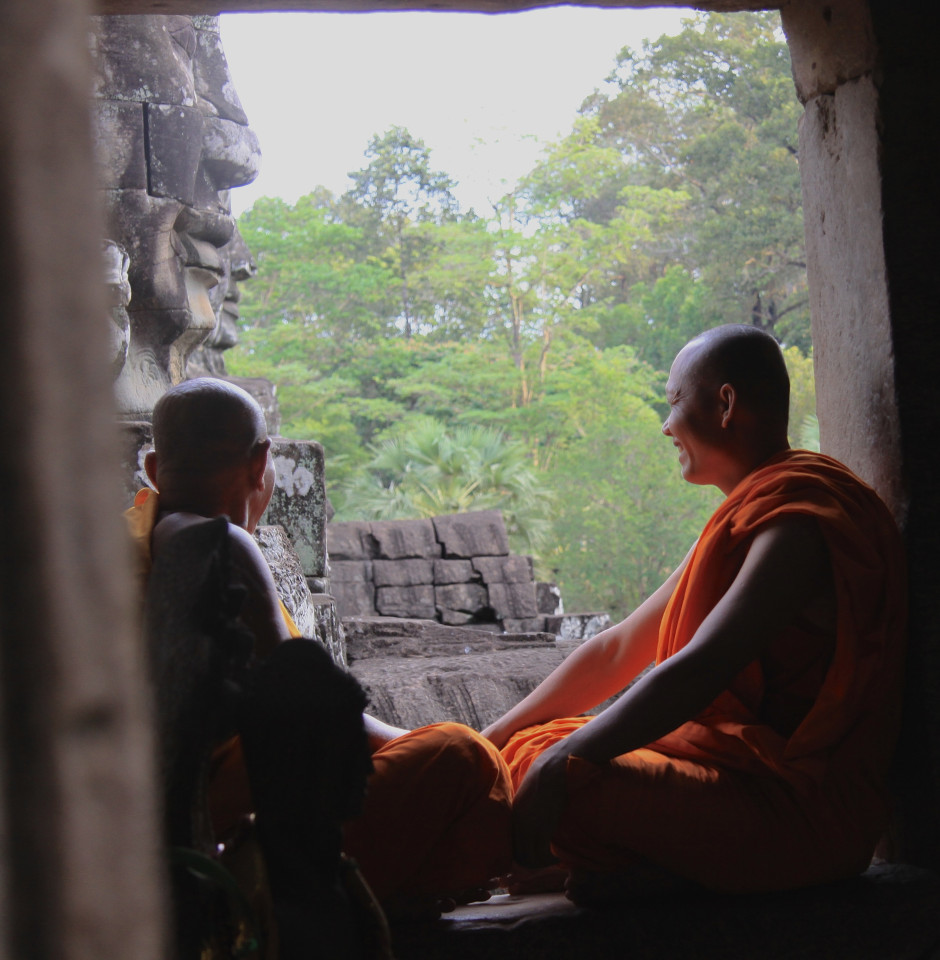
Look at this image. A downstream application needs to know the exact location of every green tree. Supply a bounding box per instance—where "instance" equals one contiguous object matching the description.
[236,192,397,350]
[546,346,718,619]
[534,11,809,353]
[341,126,481,338]
[335,418,554,557]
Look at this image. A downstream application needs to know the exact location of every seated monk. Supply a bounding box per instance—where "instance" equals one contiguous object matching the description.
[125,378,512,921]
[482,324,907,901]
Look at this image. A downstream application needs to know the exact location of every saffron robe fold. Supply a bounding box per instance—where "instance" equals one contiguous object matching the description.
[502,450,906,892]
[125,489,512,902]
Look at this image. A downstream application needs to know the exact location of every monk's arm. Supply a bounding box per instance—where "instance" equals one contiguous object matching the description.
[227,525,293,659]
[482,553,691,749]
[512,515,832,866]
[565,515,831,763]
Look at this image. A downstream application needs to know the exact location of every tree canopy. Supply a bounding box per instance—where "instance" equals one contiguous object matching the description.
[229,10,814,620]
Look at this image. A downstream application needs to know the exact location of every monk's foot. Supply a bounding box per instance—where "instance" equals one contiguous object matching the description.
[565,864,693,907]
[499,865,569,896]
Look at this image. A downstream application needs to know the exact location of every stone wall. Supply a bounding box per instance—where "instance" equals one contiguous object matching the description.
[329,510,566,633]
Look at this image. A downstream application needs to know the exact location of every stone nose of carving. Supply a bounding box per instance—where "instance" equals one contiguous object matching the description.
[202,117,262,191]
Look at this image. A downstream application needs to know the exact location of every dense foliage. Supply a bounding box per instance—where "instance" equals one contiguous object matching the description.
[229,11,815,620]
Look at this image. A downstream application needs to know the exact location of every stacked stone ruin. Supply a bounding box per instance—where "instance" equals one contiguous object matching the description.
[328,510,566,633]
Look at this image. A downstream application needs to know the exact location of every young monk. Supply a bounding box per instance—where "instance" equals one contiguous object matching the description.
[484,324,907,900]
[125,378,512,918]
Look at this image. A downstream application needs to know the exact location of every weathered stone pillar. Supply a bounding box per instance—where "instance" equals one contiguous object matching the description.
[0,0,165,956]
[783,0,940,865]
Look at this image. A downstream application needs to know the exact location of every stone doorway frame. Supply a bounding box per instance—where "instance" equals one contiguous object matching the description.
[1,1,936,957]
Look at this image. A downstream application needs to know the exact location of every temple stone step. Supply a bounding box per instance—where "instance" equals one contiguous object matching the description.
[391,862,940,960]
[344,616,575,731]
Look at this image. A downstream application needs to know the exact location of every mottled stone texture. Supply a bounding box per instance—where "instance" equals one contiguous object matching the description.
[328,521,373,560]
[796,76,903,517]
[254,525,346,666]
[261,438,327,579]
[375,584,437,620]
[545,613,612,644]
[536,582,564,616]
[782,0,878,102]
[369,518,438,559]
[332,582,377,619]
[434,510,510,558]
[372,559,434,588]
[91,15,262,419]
[344,618,564,730]
[472,555,531,584]
[782,0,940,866]
[328,513,566,634]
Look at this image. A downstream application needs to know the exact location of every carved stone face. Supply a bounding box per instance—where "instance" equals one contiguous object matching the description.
[91,15,260,418]
[186,225,256,379]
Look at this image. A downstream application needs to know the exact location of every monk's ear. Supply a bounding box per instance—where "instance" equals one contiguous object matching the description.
[718,383,736,428]
[248,438,272,491]
[144,450,159,488]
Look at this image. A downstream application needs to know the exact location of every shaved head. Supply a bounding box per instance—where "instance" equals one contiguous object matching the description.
[684,325,790,431]
[152,378,268,486]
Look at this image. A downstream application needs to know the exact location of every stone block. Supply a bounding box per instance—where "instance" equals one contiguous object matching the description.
[439,609,476,626]
[193,18,249,124]
[146,103,203,206]
[433,559,476,584]
[90,15,197,105]
[373,559,434,588]
[781,0,878,103]
[261,438,327,578]
[503,617,547,634]
[332,581,376,619]
[433,510,510,558]
[92,100,146,191]
[435,582,489,615]
[536,582,564,616]
[369,518,438,560]
[472,555,532,584]
[544,612,612,644]
[487,581,539,620]
[304,594,348,668]
[118,420,153,509]
[330,560,372,584]
[328,521,373,561]
[254,525,349,663]
[375,585,437,620]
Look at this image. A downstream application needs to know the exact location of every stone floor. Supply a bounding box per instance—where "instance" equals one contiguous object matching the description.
[391,863,940,960]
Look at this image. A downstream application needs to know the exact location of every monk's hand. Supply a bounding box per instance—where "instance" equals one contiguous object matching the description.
[511,744,569,868]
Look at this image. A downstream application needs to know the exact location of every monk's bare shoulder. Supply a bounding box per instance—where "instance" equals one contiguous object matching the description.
[748,513,836,633]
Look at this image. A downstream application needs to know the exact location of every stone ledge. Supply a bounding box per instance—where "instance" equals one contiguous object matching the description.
[392,863,940,960]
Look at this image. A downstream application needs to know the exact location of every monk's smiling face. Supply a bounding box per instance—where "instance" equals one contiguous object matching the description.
[662,342,731,489]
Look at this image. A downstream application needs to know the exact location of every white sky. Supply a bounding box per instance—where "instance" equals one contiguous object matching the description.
[220,7,688,217]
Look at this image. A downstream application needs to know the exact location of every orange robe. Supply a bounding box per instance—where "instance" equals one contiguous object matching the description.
[502,450,907,892]
[125,489,512,902]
